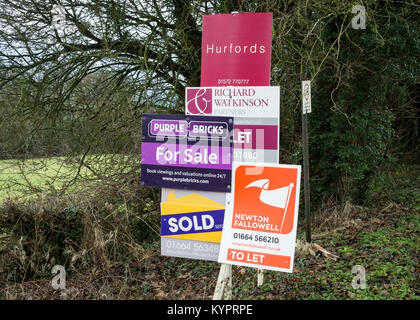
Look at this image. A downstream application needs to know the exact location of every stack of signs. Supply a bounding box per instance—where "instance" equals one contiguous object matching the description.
[160,12,277,261]
[140,113,234,261]
[142,12,300,273]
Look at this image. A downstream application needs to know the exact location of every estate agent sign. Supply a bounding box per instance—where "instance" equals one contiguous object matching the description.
[201,12,272,87]
[141,114,233,192]
[186,86,280,164]
[160,188,225,261]
[218,163,301,272]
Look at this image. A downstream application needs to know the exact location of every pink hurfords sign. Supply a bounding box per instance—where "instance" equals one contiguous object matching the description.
[201,12,273,87]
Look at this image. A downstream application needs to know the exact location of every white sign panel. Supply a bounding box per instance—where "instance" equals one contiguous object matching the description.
[186,86,280,118]
[186,86,280,164]
[302,81,311,114]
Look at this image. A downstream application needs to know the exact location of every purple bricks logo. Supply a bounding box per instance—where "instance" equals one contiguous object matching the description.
[186,88,212,115]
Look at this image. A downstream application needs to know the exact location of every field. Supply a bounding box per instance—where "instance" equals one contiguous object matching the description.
[0,157,70,200]
[0,159,418,300]
[0,155,134,201]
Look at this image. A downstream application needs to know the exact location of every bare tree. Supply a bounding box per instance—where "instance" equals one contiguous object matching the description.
[0,0,418,201]
[0,0,212,109]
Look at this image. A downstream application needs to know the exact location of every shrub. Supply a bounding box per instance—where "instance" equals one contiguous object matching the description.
[0,179,160,284]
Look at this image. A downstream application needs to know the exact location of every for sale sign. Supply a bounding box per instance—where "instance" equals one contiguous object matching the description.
[140,114,233,192]
[218,163,301,272]
[201,12,272,87]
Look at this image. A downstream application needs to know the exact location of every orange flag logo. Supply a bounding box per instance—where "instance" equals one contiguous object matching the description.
[231,165,299,235]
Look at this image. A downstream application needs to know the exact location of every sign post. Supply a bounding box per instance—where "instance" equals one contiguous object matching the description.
[213,263,232,300]
[301,80,312,243]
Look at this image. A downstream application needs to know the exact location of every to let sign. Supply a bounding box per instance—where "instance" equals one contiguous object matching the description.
[185,86,280,164]
[218,163,301,272]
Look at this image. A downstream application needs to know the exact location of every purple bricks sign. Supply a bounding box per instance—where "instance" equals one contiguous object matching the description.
[141,114,234,192]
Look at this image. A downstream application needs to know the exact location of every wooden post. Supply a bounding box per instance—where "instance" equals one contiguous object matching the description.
[213,263,232,300]
[257,268,264,287]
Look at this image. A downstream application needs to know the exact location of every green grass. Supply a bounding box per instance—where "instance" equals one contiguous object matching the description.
[0,155,134,201]
[225,206,418,300]
[0,157,71,200]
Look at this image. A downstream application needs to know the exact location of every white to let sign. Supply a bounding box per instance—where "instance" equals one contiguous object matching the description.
[302,81,311,114]
[218,162,301,273]
[185,86,280,164]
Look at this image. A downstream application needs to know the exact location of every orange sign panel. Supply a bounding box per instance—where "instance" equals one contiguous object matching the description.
[218,163,301,272]
[231,165,299,235]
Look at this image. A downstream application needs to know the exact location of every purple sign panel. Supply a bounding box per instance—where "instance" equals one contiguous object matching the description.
[141,114,233,192]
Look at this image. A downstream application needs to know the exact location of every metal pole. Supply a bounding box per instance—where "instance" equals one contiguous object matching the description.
[301,74,312,243]
[302,112,311,242]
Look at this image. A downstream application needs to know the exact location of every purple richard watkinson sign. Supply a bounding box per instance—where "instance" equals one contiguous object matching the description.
[141,114,234,192]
